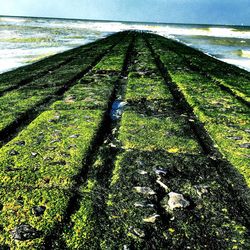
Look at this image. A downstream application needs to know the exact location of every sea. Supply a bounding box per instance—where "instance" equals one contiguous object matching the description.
[0,16,250,74]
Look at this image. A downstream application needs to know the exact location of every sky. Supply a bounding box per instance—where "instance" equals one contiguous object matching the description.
[1,0,250,25]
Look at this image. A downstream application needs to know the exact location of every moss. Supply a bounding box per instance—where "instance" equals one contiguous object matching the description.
[0,109,104,188]
[51,75,117,111]
[119,111,201,154]
[150,35,250,187]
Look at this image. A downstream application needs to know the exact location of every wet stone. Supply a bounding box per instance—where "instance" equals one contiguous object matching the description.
[239,143,250,149]
[32,206,46,216]
[167,192,190,210]
[11,224,41,241]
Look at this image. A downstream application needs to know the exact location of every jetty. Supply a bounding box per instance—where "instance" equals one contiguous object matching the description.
[0,31,249,249]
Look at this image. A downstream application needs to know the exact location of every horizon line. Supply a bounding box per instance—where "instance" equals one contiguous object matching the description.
[0,14,249,28]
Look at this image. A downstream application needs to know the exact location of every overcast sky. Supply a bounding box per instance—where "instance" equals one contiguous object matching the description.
[1,0,250,25]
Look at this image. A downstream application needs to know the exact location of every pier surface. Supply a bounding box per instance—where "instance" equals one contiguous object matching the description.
[0,31,249,249]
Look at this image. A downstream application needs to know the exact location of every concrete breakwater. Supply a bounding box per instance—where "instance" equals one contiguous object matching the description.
[0,31,249,249]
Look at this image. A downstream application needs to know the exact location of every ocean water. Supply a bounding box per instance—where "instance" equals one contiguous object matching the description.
[1,16,250,74]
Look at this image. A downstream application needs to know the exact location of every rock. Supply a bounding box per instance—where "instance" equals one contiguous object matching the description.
[134,201,154,208]
[155,169,167,176]
[194,185,209,197]
[69,134,80,138]
[31,152,38,157]
[64,95,75,103]
[143,214,160,223]
[240,143,250,149]
[134,187,156,195]
[49,160,66,166]
[50,139,61,143]
[226,136,243,140]
[9,150,19,156]
[32,206,46,216]
[137,169,148,175]
[15,141,25,146]
[167,192,190,210]
[48,115,60,123]
[156,179,170,192]
[129,227,145,238]
[11,224,41,241]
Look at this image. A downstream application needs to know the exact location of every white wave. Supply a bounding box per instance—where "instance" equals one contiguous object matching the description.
[0,17,28,23]
[222,58,250,71]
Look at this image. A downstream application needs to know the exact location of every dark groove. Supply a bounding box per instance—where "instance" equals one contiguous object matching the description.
[0,38,122,148]
[43,33,135,250]
[144,35,250,228]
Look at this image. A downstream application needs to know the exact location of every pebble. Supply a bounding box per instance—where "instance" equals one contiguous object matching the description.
[134,201,154,208]
[50,139,61,143]
[155,169,167,176]
[129,227,145,238]
[32,206,46,216]
[49,160,66,166]
[194,185,209,197]
[167,192,190,210]
[240,143,250,149]
[143,214,160,223]
[137,169,148,175]
[69,134,80,138]
[134,187,156,195]
[227,136,243,140]
[9,150,19,156]
[15,141,25,146]
[31,152,38,157]
[11,224,41,241]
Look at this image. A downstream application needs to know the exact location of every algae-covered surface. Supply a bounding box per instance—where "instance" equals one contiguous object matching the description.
[0,31,249,249]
